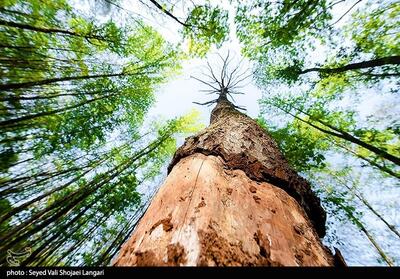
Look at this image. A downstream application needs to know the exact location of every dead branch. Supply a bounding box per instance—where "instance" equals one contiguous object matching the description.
[191,52,253,109]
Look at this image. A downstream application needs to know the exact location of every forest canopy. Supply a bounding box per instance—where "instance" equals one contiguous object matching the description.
[0,0,399,266]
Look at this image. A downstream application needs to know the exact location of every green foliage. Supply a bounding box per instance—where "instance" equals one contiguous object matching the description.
[235,0,331,60]
[0,0,201,267]
[325,191,360,225]
[346,2,400,58]
[257,117,327,172]
[252,0,400,186]
[261,92,400,180]
[183,5,229,57]
[0,199,12,232]
[0,0,182,167]
[238,0,399,90]
[1,0,399,267]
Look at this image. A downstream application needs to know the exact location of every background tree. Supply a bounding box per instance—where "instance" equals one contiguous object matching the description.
[235,0,399,265]
[0,0,205,266]
[103,0,229,57]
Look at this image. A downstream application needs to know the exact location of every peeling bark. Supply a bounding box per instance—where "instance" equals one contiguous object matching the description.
[114,99,335,266]
[114,154,334,266]
[169,100,326,237]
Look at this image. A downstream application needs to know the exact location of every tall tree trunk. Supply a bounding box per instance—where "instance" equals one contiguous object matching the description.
[114,99,336,266]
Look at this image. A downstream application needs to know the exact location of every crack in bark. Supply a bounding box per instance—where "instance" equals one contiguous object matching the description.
[167,100,327,237]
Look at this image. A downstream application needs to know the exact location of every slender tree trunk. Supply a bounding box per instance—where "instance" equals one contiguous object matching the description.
[0,72,124,91]
[114,99,336,266]
[148,0,189,27]
[300,56,400,75]
[0,19,102,39]
[0,93,117,128]
[332,141,400,179]
[277,105,400,166]
[356,192,400,240]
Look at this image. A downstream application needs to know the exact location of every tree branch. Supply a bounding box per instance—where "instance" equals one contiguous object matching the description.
[148,0,189,27]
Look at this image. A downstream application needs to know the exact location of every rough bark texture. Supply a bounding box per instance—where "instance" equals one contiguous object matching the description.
[114,154,334,266]
[169,100,326,237]
[114,99,334,266]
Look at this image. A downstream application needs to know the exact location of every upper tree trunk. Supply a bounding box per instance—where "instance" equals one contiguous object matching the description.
[113,99,335,266]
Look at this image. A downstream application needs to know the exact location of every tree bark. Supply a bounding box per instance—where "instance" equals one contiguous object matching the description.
[114,99,335,266]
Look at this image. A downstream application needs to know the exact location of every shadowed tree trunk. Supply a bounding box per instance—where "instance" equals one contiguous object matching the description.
[113,94,338,266]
